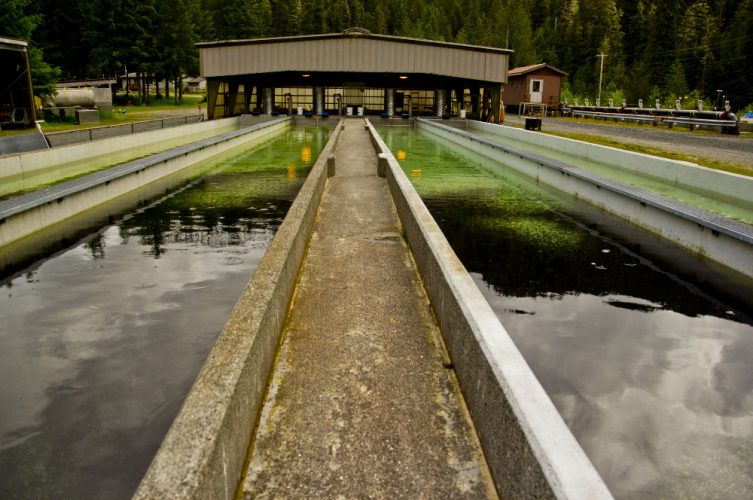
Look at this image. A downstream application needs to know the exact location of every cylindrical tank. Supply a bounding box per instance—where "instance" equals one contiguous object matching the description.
[435,89,446,117]
[313,87,324,116]
[263,87,273,115]
[53,88,96,107]
[385,88,394,117]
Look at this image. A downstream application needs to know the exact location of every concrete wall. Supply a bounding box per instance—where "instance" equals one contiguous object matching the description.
[0,118,289,248]
[422,120,753,279]
[0,117,236,181]
[366,120,613,500]
[133,120,344,500]
[469,120,753,207]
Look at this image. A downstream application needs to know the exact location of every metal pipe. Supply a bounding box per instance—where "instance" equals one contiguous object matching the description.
[565,105,738,121]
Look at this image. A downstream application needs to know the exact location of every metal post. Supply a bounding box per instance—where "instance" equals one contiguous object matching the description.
[385,88,394,117]
[263,87,273,115]
[435,89,445,118]
[313,87,324,116]
[597,53,606,106]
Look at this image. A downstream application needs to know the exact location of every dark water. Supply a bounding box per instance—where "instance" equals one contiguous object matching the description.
[378,127,753,499]
[0,127,329,499]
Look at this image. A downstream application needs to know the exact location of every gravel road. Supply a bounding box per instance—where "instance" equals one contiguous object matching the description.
[503,115,753,169]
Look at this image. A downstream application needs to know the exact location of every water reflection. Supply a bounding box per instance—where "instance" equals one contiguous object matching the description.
[380,127,753,499]
[0,127,329,499]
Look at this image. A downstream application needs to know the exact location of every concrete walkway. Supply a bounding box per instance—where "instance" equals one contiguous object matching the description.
[241,119,496,498]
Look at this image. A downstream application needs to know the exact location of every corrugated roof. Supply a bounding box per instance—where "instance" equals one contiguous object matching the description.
[508,63,568,77]
[196,29,512,55]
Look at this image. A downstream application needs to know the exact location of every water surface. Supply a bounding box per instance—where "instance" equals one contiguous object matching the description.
[379,126,753,499]
[0,126,329,499]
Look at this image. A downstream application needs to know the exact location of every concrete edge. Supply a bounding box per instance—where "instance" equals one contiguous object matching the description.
[0,117,239,177]
[366,119,614,500]
[0,117,289,219]
[132,119,345,500]
[468,119,753,207]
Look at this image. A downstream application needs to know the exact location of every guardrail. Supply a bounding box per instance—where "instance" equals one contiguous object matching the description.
[564,107,739,134]
[45,114,204,147]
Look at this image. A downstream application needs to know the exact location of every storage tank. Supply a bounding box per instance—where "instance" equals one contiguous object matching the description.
[53,88,96,107]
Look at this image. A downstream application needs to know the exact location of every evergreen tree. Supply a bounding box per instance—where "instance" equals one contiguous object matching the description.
[665,59,688,99]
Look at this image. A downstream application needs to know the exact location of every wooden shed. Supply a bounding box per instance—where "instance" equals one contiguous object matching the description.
[503,63,567,114]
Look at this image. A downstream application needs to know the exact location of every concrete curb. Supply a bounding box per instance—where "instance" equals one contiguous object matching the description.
[0,118,290,248]
[419,119,753,279]
[366,119,614,500]
[132,119,345,500]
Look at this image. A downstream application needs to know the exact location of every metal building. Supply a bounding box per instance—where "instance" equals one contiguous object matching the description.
[0,36,35,129]
[197,28,512,121]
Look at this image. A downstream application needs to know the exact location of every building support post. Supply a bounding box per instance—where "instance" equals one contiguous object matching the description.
[226,80,239,117]
[470,86,481,119]
[243,80,254,114]
[435,89,446,117]
[263,87,274,115]
[206,78,220,120]
[385,88,395,117]
[490,85,502,124]
[313,86,325,116]
[454,87,465,117]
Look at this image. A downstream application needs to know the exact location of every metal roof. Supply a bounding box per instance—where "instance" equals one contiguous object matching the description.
[198,29,511,84]
[508,63,568,77]
[197,29,512,55]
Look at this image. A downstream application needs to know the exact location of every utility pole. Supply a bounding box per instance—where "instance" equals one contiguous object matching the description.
[597,53,607,106]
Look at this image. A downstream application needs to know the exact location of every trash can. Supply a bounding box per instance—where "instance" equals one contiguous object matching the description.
[346,106,353,116]
[524,117,542,131]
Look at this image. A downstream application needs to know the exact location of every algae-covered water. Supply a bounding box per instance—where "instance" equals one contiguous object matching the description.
[466,124,753,224]
[0,126,329,499]
[378,126,753,500]
[0,125,240,201]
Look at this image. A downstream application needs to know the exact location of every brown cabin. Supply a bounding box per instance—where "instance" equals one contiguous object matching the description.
[503,63,567,113]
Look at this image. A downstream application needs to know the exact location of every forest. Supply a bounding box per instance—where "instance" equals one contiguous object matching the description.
[2,0,752,110]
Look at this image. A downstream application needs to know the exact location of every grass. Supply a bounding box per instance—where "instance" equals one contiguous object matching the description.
[540,128,753,177]
[0,94,205,135]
